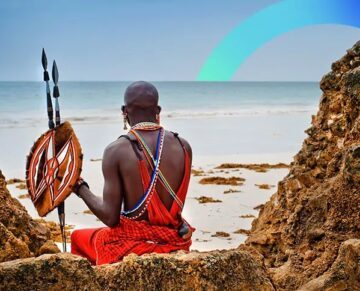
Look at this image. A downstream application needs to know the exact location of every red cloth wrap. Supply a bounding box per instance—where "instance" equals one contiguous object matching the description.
[71,147,193,265]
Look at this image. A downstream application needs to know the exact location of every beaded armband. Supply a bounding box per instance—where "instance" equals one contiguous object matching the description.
[73,178,89,197]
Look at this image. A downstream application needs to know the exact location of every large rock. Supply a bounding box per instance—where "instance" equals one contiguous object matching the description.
[0,253,100,291]
[298,239,360,291]
[0,251,274,290]
[246,41,360,290]
[96,249,274,290]
[0,171,59,262]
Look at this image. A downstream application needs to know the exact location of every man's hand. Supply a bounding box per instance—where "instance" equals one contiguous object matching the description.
[178,221,192,240]
[72,177,89,197]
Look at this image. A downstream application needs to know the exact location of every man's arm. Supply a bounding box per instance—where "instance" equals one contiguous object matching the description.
[179,136,192,165]
[77,143,122,227]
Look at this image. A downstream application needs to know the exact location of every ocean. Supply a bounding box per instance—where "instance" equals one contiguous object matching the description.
[0,81,320,126]
[0,81,321,177]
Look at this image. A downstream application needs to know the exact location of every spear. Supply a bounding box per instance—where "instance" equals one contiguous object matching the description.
[51,57,67,252]
[52,60,61,126]
[41,49,54,129]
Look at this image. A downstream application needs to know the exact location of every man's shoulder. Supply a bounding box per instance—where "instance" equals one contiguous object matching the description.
[165,130,192,156]
[104,136,133,158]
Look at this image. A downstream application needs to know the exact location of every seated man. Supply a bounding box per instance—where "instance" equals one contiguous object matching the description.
[71,81,194,265]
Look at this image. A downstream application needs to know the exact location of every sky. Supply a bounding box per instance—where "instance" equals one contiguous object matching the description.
[0,0,359,81]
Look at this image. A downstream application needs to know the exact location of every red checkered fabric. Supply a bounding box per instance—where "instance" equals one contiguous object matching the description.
[93,217,192,265]
[71,145,193,265]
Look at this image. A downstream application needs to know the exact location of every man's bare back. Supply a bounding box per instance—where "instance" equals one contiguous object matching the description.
[103,129,192,221]
[74,81,192,227]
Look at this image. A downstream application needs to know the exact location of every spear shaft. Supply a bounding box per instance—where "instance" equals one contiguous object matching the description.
[51,59,67,252]
[41,50,67,252]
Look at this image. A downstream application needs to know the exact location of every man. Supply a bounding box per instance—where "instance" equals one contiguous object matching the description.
[71,81,194,265]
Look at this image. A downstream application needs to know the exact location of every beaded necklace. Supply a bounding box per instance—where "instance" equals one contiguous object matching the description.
[131,130,184,209]
[121,125,165,219]
[131,122,161,131]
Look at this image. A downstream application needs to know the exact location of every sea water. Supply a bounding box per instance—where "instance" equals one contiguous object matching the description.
[0,81,319,124]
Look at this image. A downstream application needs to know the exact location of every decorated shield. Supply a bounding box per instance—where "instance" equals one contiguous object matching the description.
[26,121,82,217]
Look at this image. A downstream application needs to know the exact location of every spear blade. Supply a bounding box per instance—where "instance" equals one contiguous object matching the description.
[52,60,60,99]
[41,48,48,71]
[52,60,59,86]
[42,49,50,82]
[42,48,53,128]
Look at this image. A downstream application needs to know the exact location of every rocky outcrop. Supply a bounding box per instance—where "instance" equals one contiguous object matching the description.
[246,41,360,290]
[298,239,360,291]
[0,251,274,290]
[0,254,100,290]
[0,170,59,262]
[96,249,274,290]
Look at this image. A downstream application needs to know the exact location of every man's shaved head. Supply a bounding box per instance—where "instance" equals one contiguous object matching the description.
[122,81,161,126]
[124,81,159,108]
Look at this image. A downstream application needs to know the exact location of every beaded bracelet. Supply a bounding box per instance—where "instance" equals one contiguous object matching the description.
[73,178,90,198]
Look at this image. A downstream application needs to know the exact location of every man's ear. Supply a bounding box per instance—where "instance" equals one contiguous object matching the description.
[157,106,162,114]
[121,105,126,114]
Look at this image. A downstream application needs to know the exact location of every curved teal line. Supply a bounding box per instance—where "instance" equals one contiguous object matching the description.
[198,0,360,81]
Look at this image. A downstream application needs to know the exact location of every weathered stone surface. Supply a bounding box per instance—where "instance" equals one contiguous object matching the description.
[0,170,59,262]
[0,253,100,291]
[246,41,360,290]
[0,223,30,262]
[96,250,274,290]
[0,250,274,291]
[298,239,360,291]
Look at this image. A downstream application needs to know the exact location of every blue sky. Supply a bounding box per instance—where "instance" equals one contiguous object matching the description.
[0,0,358,81]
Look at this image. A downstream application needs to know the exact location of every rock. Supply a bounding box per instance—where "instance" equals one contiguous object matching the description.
[0,253,100,291]
[0,170,59,262]
[298,239,360,291]
[0,223,31,262]
[38,240,62,255]
[96,250,274,290]
[35,218,74,242]
[234,228,251,235]
[0,251,274,291]
[246,41,360,290]
[343,145,360,184]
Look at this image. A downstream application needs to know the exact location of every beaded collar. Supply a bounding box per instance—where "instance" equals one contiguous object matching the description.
[131,122,161,131]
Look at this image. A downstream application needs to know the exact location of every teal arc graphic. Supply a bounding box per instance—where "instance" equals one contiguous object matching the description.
[198,0,360,81]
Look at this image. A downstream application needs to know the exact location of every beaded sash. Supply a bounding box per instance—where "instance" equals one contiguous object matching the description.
[130,130,184,210]
[121,124,165,219]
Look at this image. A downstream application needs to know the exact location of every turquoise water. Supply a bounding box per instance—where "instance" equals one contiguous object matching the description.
[0,81,320,127]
